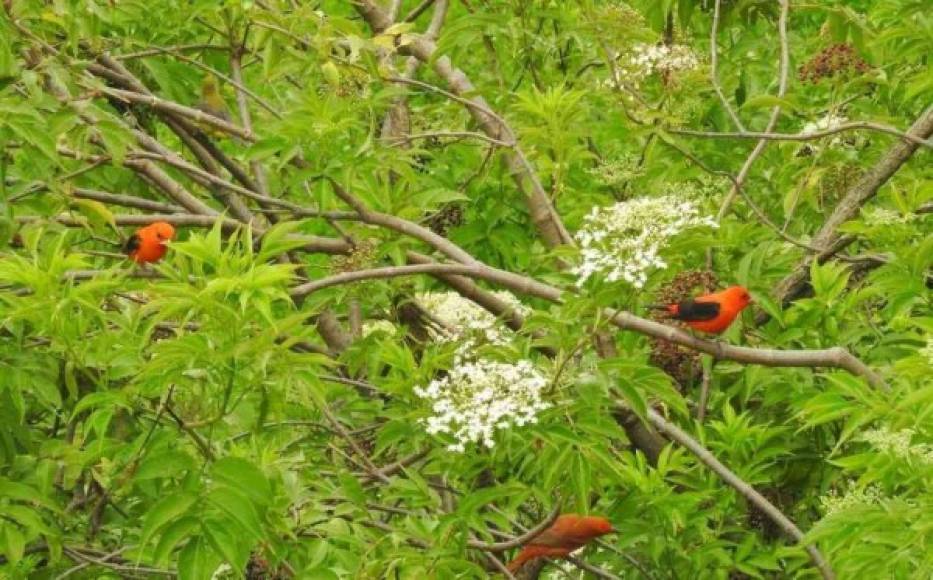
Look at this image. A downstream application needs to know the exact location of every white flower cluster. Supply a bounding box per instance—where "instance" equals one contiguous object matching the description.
[799,113,853,153]
[361,319,397,337]
[572,195,717,288]
[862,426,933,464]
[587,154,645,188]
[416,290,529,348]
[820,483,884,517]
[921,336,933,366]
[622,43,700,84]
[414,359,550,452]
[863,207,917,226]
[801,113,848,136]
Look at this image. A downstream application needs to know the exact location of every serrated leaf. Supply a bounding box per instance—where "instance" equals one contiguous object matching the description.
[140,493,199,551]
[210,457,271,506]
[177,536,220,580]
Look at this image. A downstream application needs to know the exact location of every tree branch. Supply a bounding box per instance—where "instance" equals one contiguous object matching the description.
[717,0,790,221]
[769,106,933,309]
[645,408,835,580]
[353,0,573,249]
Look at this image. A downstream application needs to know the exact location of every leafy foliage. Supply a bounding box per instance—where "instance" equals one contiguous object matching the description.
[0,1,930,579]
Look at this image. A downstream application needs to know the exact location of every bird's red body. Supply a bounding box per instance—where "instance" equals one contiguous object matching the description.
[658,285,752,334]
[507,514,614,572]
[124,221,175,264]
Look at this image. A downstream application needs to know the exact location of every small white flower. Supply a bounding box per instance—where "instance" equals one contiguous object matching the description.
[571,194,716,288]
[416,290,529,362]
[862,207,916,226]
[799,113,857,153]
[415,358,551,452]
[628,43,699,78]
[361,319,397,337]
[819,483,884,517]
[921,336,933,366]
[862,426,933,464]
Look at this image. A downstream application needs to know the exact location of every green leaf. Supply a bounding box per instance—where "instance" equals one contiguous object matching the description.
[152,517,200,566]
[202,518,249,573]
[177,536,221,580]
[135,450,197,482]
[210,457,272,506]
[207,487,265,541]
[0,524,25,564]
[140,493,199,550]
[0,479,58,512]
[739,95,798,113]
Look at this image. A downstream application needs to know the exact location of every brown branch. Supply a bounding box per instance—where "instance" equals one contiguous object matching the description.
[388,130,513,148]
[327,178,480,265]
[124,159,219,215]
[97,87,255,141]
[114,43,228,60]
[19,214,351,255]
[673,122,933,149]
[403,0,437,22]
[645,408,835,580]
[467,501,562,552]
[710,0,745,131]
[353,0,572,249]
[72,188,184,214]
[285,258,888,389]
[769,106,933,309]
[717,0,790,221]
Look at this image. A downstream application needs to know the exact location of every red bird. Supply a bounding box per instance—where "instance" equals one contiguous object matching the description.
[653,285,752,334]
[123,221,175,264]
[507,514,614,573]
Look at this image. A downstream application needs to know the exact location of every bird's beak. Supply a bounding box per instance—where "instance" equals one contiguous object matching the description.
[159,239,171,246]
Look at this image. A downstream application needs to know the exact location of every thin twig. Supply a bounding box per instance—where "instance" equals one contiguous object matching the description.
[709,0,745,131]
[673,123,932,149]
[717,0,790,221]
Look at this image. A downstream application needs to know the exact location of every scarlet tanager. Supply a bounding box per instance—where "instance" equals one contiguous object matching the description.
[507,514,614,573]
[123,221,175,264]
[652,285,753,334]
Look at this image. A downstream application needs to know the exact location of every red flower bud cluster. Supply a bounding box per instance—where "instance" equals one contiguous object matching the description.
[798,43,869,84]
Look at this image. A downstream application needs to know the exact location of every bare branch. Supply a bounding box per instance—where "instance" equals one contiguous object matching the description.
[717,0,790,221]
[354,0,573,248]
[673,122,933,149]
[468,501,562,552]
[96,87,255,141]
[710,0,745,131]
[285,254,888,389]
[72,188,184,214]
[770,106,933,308]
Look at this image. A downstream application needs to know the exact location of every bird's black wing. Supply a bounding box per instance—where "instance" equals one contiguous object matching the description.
[122,233,141,256]
[671,299,720,322]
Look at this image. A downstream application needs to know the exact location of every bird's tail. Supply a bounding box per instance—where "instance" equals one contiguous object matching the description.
[647,304,677,317]
[506,548,534,573]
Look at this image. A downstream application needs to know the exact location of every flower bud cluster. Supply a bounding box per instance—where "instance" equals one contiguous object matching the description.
[414,359,550,452]
[572,195,716,289]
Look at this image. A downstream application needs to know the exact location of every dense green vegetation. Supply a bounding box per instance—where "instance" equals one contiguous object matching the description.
[0,1,930,578]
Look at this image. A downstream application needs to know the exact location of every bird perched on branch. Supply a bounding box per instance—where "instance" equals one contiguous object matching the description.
[651,285,752,335]
[123,221,175,264]
[194,75,232,137]
[507,514,614,573]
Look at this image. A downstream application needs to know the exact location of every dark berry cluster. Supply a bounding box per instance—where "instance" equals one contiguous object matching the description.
[426,203,465,238]
[332,239,379,274]
[649,270,718,389]
[798,43,869,84]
